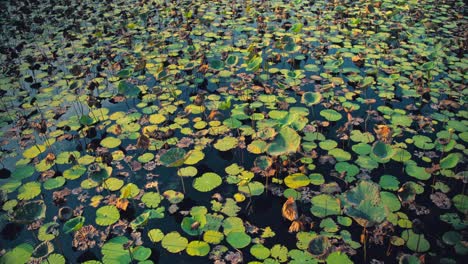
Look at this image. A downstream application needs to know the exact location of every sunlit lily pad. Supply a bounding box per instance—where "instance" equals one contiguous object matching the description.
[96,205,120,226]
[193,172,222,192]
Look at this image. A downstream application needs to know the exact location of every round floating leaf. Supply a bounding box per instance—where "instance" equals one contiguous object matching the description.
[247,140,267,154]
[370,141,395,162]
[267,126,301,156]
[12,165,35,180]
[18,182,41,200]
[159,148,187,167]
[413,135,434,150]
[284,173,310,189]
[271,244,288,262]
[402,230,430,252]
[138,153,154,163]
[103,178,124,191]
[193,172,222,192]
[11,200,46,223]
[246,56,262,71]
[130,212,150,229]
[132,246,152,261]
[141,192,162,208]
[0,243,34,264]
[178,166,198,177]
[381,191,401,212]
[238,181,264,196]
[23,145,46,159]
[226,232,251,249]
[100,137,121,148]
[31,241,53,259]
[203,230,224,244]
[214,136,238,151]
[210,60,225,70]
[320,109,342,121]
[326,251,352,264]
[44,253,66,264]
[63,165,86,180]
[226,55,238,66]
[148,229,164,243]
[63,216,85,234]
[96,205,120,226]
[301,92,322,106]
[311,194,341,218]
[149,114,166,124]
[308,236,330,258]
[120,183,140,198]
[379,175,400,191]
[43,177,65,190]
[405,162,431,180]
[184,150,205,165]
[352,143,372,155]
[163,190,184,204]
[102,236,131,264]
[453,194,467,214]
[250,244,270,260]
[440,153,461,169]
[186,241,210,256]
[162,232,188,253]
[442,231,462,246]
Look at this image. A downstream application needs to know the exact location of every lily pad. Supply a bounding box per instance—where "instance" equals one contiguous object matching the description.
[96,205,120,226]
[162,232,188,253]
[193,172,222,192]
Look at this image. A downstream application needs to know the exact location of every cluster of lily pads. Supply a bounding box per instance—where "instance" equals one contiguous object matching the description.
[0,0,466,263]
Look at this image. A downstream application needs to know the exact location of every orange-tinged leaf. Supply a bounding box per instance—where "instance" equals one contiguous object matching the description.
[288,220,303,233]
[282,197,298,221]
[116,198,129,211]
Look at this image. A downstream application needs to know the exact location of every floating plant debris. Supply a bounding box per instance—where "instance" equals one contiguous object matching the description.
[0,0,467,263]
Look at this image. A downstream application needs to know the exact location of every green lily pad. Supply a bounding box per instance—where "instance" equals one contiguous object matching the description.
[148,229,164,243]
[18,182,41,200]
[284,173,310,189]
[101,236,131,264]
[0,243,34,264]
[370,141,395,162]
[214,136,238,151]
[43,177,65,190]
[160,148,187,167]
[226,231,251,249]
[100,137,121,148]
[301,92,322,106]
[266,126,301,156]
[162,232,188,253]
[141,192,162,208]
[402,230,430,252]
[186,241,210,256]
[193,172,222,192]
[96,205,120,226]
[310,194,341,218]
[250,244,270,260]
[203,230,224,244]
[11,200,46,223]
[308,235,330,258]
[63,216,85,234]
[326,251,353,264]
[320,109,342,121]
[130,212,150,229]
[440,153,461,169]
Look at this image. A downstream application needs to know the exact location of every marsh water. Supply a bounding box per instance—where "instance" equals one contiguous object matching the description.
[0,0,467,264]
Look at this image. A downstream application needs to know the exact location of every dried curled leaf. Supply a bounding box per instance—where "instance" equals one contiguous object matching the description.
[282,197,298,221]
[374,125,392,143]
[288,220,303,233]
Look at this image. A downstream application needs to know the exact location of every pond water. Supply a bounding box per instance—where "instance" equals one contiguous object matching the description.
[0,0,467,264]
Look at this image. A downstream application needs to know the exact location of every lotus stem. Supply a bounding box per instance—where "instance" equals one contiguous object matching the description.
[179,175,186,194]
